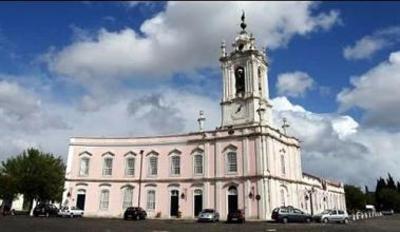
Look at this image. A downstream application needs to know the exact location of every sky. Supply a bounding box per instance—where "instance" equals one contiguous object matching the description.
[0,1,400,188]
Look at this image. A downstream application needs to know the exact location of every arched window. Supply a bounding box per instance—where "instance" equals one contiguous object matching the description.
[147,190,156,211]
[122,187,133,209]
[194,154,203,175]
[125,157,135,176]
[227,151,237,173]
[79,157,90,176]
[170,155,181,175]
[102,157,113,176]
[148,156,158,176]
[228,186,238,195]
[235,66,245,95]
[99,189,110,210]
[280,154,286,175]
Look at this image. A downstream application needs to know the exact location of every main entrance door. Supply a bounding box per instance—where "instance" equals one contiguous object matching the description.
[170,190,179,217]
[76,193,86,210]
[228,186,238,213]
[194,189,203,217]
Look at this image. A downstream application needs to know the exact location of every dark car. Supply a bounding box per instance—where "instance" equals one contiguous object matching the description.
[227,209,245,223]
[123,207,147,220]
[271,206,312,223]
[33,203,59,217]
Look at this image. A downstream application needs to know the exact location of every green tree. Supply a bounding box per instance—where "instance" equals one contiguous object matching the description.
[378,188,400,211]
[386,173,396,190]
[0,148,65,211]
[345,184,366,213]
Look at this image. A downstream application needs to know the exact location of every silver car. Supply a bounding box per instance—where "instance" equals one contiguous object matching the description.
[197,209,220,222]
[313,209,349,223]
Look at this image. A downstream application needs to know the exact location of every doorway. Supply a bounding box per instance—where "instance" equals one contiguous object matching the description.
[194,189,203,217]
[228,186,238,213]
[170,190,179,217]
[76,193,86,210]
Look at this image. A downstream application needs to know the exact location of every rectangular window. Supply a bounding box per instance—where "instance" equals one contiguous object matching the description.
[149,157,158,176]
[122,188,133,209]
[103,158,113,176]
[171,156,180,175]
[227,152,237,172]
[99,190,110,210]
[125,158,135,176]
[79,158,89,176]
[147,190,156,210]
[194,155,203,175]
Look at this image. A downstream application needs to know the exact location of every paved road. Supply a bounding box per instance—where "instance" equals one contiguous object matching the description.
[1,215,399,232]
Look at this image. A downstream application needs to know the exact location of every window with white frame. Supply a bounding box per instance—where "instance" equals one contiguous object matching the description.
[79,157,90,176]
[99,189,110,210]
[102,157,113,176]
[194,154,203,175]
[148,156,158,176]
[125,157,135,176]
[147,190,156,210]
[280,154,286,175]
[171,156,180,175]
[227,151,237,173]
[122,187,133,209]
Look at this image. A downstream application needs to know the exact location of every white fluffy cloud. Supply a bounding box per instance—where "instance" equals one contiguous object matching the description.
[343,26,400,60]
[271,96,399,187]
[338,51,400,128]
[276,71,314,97]
[46,2,339,84]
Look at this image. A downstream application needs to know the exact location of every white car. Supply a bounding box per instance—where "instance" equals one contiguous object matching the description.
[58,206,84,218]
[313,209,349,224]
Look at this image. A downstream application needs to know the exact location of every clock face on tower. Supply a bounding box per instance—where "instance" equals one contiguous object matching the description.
[231,101,247,120]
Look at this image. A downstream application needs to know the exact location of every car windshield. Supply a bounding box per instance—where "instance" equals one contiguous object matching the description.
[202,209,214,213]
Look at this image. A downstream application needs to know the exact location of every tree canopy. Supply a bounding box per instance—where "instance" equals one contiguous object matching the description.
[0,148,65,210]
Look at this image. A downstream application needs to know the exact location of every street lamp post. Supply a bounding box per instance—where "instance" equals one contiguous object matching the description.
[305,187,316,215]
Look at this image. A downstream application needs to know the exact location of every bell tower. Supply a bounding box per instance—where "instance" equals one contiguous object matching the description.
[220,12,272,128]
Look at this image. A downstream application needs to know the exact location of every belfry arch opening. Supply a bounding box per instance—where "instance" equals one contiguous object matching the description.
[235,66,245,96]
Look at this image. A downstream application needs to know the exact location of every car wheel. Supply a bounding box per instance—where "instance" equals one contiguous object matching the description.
[323,218,329,223]
[343,218,349,224]
[136,215,140,220]
[46,212,50,217]
[282,217,288,224]
[70,213,74,218]
[305,217,311,223]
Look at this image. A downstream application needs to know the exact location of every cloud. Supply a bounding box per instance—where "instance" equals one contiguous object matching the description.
[45,2,340,88]
[276,71,314,97]
[343,26,400,60]
[271,96,400,187]
[337,51,400,129]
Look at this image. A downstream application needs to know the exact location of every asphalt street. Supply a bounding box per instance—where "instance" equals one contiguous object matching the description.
[1,214,399,232]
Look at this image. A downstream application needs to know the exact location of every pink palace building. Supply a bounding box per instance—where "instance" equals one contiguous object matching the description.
[62,15,346,220]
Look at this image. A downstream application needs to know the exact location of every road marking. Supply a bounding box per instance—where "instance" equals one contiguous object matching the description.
[266,229,277,232]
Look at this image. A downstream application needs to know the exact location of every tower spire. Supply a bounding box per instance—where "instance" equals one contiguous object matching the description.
[240,10,247,31]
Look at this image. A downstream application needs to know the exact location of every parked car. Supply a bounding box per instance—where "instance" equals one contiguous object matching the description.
[271,206,312,223]
[313,209,349,223]
[227,209,245,223]
[33,203,59,217]
[197,209,220,222]
[58,206,84,218]
[382,209,394,215]
[123,207,147,220]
